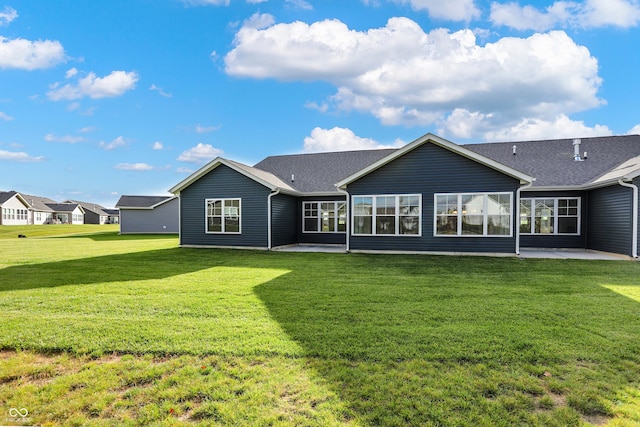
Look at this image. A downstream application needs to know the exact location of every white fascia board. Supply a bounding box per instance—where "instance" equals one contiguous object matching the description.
[169,157,227,194]
[6,192,31,208]
[336,133,534,188]
[148,196,178,209]
[170,157,300,196]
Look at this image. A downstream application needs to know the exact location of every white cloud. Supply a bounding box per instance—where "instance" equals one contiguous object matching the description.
[149,84,172,98]
[0,149,44,162]
[152,141,164,150]
[391,0,481,21]
[99,136,127,150]
[177,143,223,163]
[303,127,405,152]
[115,163,154,171]
[285,0,313,10]
[65,67,78,78]
[0,111,14,121]
[490,0,640,30]
[48,70,139,101]
[0,36,66,70]
[480,114,613,142]
[226,18,603,138]
[628,124,640,135]
[243,12,276,30]
[581,0,640,27]
[195,124,220,134]
[44,133,85,143]
[0,6,17,26]
[79,126,96,133]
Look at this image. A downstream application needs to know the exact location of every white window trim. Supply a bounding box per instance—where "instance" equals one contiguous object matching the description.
[351,194,422,237]
[205,198,242,234]
[520,197,581,236]
[302,201,347,234]
[434,192,513,238]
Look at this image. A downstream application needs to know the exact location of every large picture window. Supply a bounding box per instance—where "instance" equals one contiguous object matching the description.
[352,195,421,236]
[435,193,512,237]
[520,198,580,235]
[303,201,346,233]
[206,198,241,234]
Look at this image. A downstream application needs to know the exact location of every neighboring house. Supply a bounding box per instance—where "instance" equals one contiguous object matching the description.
[0,191,31,225]
[44,203,85,224]
[64,200,117,224]
[115,195,179,234]
[169,133,640,258]
[103,209,120,224]
[22,194,57,224]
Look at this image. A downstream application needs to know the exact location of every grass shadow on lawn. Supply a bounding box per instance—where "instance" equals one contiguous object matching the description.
[253,254,640,426]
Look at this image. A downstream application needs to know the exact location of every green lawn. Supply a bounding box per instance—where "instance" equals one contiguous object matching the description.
[1,227,640,426]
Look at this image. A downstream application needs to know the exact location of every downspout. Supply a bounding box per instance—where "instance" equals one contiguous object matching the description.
[336,186,350,252]
[267,188,280,250]
[515,181,534,256]
[618,179,638,258]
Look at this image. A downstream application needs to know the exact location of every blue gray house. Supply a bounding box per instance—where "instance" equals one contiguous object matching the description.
[169,133,640,258]
[116,195,179,234]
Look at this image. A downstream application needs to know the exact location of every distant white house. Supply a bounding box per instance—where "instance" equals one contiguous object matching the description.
[0,191,30,225]
[115,195,179,234]
[1,191,86,225]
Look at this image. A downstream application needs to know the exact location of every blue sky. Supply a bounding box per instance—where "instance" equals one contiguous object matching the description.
[1,0,640,207]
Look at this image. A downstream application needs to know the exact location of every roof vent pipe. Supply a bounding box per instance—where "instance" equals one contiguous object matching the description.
[291,174,295,182]
[512,145,517,155]
[573,139,583,161]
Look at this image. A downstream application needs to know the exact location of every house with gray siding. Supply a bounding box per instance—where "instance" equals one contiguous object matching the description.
[116,195,179,234]
[169,133,640,258]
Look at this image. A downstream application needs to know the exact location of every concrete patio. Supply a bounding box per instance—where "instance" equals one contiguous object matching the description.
[273,244,636,260]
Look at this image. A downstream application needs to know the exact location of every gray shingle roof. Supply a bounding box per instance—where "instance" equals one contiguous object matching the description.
[116,195,175,208]
[254,149,397,193]
[65,200,109,215]
[463,135,640,187]
[46,203,79,212]
[20,194,58,212]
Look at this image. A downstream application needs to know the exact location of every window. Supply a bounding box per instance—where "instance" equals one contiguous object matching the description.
[352,195,421,236]
[206,198,241,233]
[435,193,512,237]
[303,201,346,233]
[520,198,580,235]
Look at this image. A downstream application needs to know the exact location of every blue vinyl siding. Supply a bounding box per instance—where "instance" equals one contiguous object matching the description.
[519,191,586,249]
[271,193,298,247]
[120,198,179,234]
[346,143,520,253]
[298,196,347,245]
[587,184,633,256]
[179,165,270,247]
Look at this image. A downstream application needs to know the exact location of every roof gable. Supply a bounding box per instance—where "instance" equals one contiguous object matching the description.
[0,191,29,207]
[337,133,534,188]
[169,157,296,195]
